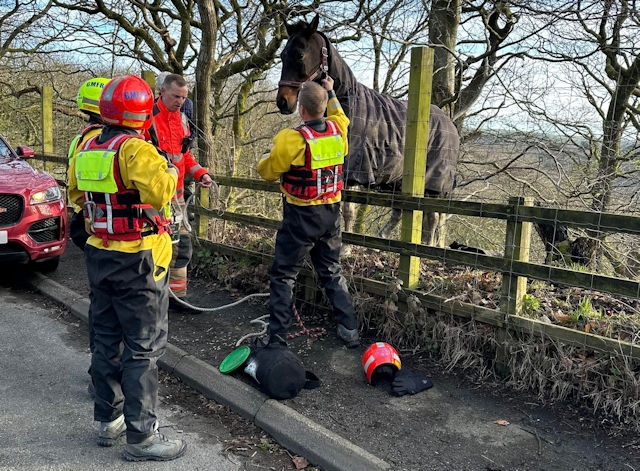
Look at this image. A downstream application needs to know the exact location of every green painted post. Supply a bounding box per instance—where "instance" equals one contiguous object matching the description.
[500,196,534,318]
[41,86,53,170]
[398,47,434,290]
[496,196,533,376]
[197,186,209,239]
[141,70,156,92]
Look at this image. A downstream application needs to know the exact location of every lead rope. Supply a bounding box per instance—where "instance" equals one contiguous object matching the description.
[286,304,326,340]
[169,288,269,313]
[232,305,327,346]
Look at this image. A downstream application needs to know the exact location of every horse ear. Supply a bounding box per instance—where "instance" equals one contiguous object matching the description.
[310,14,319,33]
[282,13,292,35]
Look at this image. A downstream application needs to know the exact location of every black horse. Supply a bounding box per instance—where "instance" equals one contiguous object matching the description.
[276,15,460,246]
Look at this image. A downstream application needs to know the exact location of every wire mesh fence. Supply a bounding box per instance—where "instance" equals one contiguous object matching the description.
[11,78,640,429]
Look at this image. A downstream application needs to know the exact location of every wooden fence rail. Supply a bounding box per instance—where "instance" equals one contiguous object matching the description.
[29,153,640,361]
[201,174,640,361]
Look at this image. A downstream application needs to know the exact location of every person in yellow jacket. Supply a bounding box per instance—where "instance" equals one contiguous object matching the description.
[67,75,186,461]
[68,77,110,250]
[257,76,359,348]
[67,76,110,398]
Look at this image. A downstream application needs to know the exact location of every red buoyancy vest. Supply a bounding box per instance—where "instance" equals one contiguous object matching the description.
[76,133,170,245]
[281,120,344,201]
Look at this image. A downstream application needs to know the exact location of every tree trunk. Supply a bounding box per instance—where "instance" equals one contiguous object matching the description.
[428,0,461,110]
[194,0,216,173]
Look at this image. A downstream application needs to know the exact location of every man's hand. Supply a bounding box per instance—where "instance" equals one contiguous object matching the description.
[321,76,334,92]
[198,173,213,188]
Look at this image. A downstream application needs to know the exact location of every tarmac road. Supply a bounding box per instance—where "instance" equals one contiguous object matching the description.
[0,285,241,471]
[7,243,640,471]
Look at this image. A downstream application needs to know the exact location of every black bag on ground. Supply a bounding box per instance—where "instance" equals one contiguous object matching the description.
[247,345,320,400]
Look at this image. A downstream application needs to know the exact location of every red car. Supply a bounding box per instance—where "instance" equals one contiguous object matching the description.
[0,134,67,272]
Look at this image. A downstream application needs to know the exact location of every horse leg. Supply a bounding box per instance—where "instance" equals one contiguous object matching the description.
[342,200,355,233]
[435,212,448,248]
[422,212,439,246]
[340,200,356,256]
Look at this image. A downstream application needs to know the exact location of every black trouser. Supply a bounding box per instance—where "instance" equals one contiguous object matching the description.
[86,245,168,444]
[268,200,357,339]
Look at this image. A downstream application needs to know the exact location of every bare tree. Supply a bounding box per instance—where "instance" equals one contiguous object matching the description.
[504,1,640,214]
[1,1,55,61]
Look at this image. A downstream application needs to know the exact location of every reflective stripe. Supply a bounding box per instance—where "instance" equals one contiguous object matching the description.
[169,279,187,290]
[83,97,100,109]
[363,355,375,373]
[101,76,125,102]
[105,191,114,235]
[123,110,149,121]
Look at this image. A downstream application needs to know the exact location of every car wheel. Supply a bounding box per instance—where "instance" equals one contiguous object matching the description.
[34,256,60,273]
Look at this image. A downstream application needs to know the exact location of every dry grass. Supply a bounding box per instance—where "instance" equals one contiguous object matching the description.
[194,228,640,431]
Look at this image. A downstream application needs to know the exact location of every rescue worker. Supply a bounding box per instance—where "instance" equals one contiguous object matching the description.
[257,77,360,348]
[145,73,212,307]
[67,74,187,461]
[67,77,110,398]
[155,71,195,141]
[155,72,196,222]
[68,77,110,250]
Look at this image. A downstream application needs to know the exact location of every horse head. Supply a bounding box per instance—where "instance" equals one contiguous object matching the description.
[276,15,329,115]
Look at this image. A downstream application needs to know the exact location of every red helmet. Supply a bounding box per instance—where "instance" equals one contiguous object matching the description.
[99,75,153,130]
[362,342,401,384]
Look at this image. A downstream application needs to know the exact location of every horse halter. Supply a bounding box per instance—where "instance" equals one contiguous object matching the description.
[278,34,329,89]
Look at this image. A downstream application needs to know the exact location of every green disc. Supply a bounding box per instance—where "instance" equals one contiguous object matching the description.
[219,346,251,374]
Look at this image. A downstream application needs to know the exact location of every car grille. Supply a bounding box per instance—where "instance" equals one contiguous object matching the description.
[0,194,24,226]
[28,217,62,243]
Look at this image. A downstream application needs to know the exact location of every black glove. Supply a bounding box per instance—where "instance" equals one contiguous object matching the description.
[181,136,194,154]
[391,369,434,396]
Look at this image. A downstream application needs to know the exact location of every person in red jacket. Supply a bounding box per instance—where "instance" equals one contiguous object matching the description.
[145,73,212,306]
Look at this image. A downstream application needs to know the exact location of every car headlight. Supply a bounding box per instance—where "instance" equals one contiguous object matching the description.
[30,186,62,204]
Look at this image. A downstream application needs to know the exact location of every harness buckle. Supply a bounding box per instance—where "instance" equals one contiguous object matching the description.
[83,200,97,231]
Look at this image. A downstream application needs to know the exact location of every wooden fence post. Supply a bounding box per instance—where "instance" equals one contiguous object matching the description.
[196,187,209,239]
[496,196,533,375]
[41,86,54,173]
[398,47,434,290]
[141,70,157,96]
[500,196,534,317]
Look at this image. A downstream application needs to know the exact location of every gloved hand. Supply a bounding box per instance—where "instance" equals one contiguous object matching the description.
[391,369,433,396]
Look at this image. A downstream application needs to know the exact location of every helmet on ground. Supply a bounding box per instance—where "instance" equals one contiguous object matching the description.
[77,77,110,114]
[362,342,401,384]
[99,75,154,130]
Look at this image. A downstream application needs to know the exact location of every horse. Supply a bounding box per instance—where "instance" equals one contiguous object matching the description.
[276,15,460,247]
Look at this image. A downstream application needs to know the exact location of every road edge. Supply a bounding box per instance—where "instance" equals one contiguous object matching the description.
[28,272,391,471]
